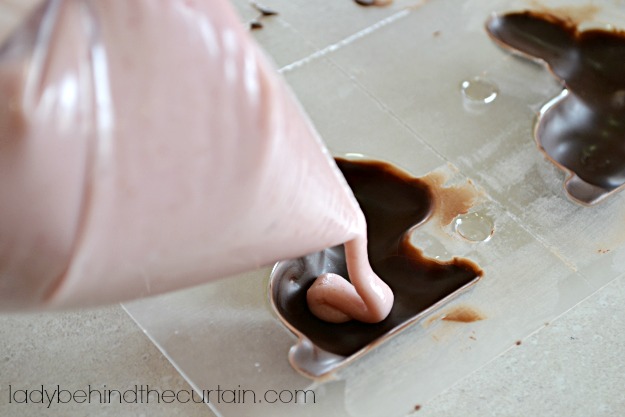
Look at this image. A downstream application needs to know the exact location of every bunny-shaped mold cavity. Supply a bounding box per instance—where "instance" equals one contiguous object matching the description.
[486,11,625,205]
[270,158,483,378]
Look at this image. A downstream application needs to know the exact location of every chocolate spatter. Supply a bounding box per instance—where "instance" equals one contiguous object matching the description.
[441,305,484,323]
[354,0,392,7]
[251,2,278,16]
[272,158,483,357]
[249,20,263,30]
[486,11,625,205]
[248,2,278,31]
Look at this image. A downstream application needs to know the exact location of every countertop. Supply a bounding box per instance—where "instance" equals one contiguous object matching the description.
[2,0,625,416]
[2,273,624,416]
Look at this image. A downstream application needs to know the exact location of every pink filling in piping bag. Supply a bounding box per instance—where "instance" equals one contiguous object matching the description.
[0,0,393,320]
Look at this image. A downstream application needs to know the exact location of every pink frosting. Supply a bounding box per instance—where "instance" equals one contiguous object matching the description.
[307,236,394,323]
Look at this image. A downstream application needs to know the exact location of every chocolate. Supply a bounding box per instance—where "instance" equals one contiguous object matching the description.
[353,0,393,7]
[248,2,278,31]
[249,20,263,30]
[250,2,278,16]
[272,159,483,357]
[441,305,484,323]
[486,11,625,205]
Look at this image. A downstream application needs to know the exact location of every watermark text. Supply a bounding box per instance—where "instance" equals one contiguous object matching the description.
[6,384,316,408]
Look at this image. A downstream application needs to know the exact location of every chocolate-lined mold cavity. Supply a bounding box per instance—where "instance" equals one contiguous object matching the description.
[269,158,484,378]
[485,10,625,205]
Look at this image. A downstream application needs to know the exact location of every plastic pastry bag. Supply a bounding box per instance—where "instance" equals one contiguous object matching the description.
[0,0,365,309]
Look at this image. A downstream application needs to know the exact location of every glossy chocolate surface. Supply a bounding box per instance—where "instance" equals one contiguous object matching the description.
[272,159,482,357]
[486,11,625,204]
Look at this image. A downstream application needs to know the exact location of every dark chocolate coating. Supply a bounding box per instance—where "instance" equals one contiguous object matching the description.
[486,11,625,203]
[272,159,482,357]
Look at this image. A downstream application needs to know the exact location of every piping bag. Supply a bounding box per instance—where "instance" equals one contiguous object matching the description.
[0,0,392,315]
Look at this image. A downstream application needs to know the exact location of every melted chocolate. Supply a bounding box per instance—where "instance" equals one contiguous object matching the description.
[251,2,278,16]
[249,20,263,30]
[441,306,484,323]
[353,0,392,7]
[272,159,482,357]
[486,11,625,204]
[248,2,278,31]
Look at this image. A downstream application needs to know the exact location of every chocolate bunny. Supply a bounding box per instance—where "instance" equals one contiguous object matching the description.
[487,11,625,205]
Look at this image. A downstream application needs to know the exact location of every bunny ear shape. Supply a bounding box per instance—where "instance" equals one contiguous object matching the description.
[577,31,625,93]
[486,11,574,66]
